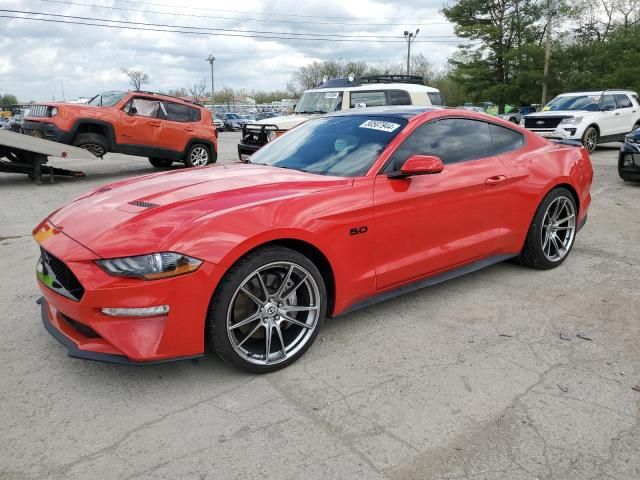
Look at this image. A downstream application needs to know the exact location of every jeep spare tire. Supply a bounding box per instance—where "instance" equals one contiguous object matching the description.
[72,133,108,158]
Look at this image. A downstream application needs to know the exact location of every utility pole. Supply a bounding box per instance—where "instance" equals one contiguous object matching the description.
[403,29,420,75]
[541,0,555,105]
[60,80,65,101]
[206,54,216,112]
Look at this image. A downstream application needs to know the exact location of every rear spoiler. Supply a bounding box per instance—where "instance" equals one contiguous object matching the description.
[551,139,583,147]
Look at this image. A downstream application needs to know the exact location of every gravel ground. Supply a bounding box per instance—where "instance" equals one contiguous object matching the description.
[0,134,639,480]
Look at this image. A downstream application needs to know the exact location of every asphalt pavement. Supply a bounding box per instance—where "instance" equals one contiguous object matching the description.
[1,133,638,480]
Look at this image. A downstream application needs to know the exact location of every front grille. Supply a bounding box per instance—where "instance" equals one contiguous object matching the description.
[524,117,563,129]
[40,248,85,301]
[60,314,100,338]
[28,105,51,118]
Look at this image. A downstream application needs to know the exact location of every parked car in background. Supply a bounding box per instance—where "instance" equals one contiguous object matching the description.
[212,115,223,130]
[458,106,485,113]
[521,90,640,153]
[22,91,218,167]
[500,106,538,124]
[618,126,640,182]
[8,114,25,133]
[222,112,248,131]
[33,106,592,371]
[238,74,444,160]
[241,114,257,123]
[257,111,279,121]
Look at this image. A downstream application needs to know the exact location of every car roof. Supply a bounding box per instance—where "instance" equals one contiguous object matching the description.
[327,105,442,119]
[557,90,637,96]
[305,83,440,94]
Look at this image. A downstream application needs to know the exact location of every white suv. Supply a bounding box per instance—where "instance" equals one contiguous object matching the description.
[238,75,444,160]
[520,90,640,152]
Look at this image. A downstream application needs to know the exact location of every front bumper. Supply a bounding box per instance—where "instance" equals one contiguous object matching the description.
[23,120,72,144]
[526,126,579,140]
[618,142,640,181]
[35,227,214,364]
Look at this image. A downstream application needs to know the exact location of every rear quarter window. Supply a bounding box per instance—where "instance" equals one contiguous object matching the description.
[389,90,412,105]
[489,124,525,155]
[428,92,444,106]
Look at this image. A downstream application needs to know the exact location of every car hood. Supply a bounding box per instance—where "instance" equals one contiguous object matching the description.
[48,164,352,258]
[256,113,320,130]
[524,110,587,118]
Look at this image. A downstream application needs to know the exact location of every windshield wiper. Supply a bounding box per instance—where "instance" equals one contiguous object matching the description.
[296,110,327,114]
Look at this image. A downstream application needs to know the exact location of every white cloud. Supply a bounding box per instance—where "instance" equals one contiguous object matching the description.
[0,0,459,101]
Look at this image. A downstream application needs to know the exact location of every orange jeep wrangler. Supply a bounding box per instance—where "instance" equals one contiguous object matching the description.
[23,91,218,168]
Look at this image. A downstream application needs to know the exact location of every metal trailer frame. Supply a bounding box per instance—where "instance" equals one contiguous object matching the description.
[0,130,94,184]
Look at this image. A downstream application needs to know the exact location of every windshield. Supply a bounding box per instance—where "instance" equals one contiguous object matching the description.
[249,115,407,177]
[544,95,601,112]
[226,113,242,119]
[87,91,126,107]
[294,91,343,114]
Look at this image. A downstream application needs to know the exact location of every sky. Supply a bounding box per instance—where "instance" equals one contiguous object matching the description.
[0,0,461,102]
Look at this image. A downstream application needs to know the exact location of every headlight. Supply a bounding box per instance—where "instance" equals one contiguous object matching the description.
[50,107,58,116]
[559,116,583,125]
[97,252,202,280]
[625,135,637,144]
[267,131,277,142]
[519,118,525,126]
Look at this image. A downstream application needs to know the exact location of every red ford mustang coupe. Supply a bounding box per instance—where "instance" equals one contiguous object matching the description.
[34,107,593,372]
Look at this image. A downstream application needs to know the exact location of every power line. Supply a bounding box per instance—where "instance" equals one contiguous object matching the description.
[1,9,457,40]
[36,0,453,27]
[0,13,466,43]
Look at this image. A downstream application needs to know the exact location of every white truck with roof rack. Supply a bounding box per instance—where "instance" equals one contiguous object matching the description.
[520,89,640,153]
[237,74,444,161]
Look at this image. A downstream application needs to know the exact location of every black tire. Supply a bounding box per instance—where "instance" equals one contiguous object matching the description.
[148,157,173,168]
[72,132,108,158]
[207,246,327,373]
[184,143,212,167]
[518,187,578,270]
[581,126,599,153]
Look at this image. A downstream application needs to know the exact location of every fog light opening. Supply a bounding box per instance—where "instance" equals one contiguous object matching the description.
[101,305,170,317]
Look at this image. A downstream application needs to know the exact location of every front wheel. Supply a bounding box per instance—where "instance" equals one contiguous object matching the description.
[581,126,599,153]
[207,246,327,372]
[72,132,108,158]
[518,187,578,269]
[184,144,212,167]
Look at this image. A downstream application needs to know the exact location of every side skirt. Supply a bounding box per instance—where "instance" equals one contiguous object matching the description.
[337,253,517,316]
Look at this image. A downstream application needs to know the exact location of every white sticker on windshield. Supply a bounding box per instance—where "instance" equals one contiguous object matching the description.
[359,120,401,132]
[325,92,339,99]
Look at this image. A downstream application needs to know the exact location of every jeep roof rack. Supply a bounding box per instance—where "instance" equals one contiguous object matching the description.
[132,90,203,107]
[316,74,424,89]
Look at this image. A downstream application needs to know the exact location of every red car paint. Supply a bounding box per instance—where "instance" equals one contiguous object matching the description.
[34,109,593,363]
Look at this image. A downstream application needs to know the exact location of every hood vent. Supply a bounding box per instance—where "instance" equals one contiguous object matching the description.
[128,200,160,209]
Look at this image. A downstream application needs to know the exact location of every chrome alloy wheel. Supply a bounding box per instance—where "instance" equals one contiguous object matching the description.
[226,261,321,366]
[541,195,576,262]
[583,128,598,153]
[190,146,209,166]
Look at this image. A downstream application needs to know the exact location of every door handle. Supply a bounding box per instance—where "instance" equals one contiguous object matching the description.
[614,112,621,116]
[149,121,161,127]
[184,127,194,132]
[485,175,507,186]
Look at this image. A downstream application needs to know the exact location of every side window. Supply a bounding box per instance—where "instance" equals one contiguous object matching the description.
[601,95,616,111]
[385,118,492,172]
[633,94,640,106]
[389,90,412,105]
[428,92,444,106]
[615,94,632,109]
[127,98,161,118]
[350,91,387,108]
[191,108,201,122]
[163,102,192,122]
[489,124,524,155]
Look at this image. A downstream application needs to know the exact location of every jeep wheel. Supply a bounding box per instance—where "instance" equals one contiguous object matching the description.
[149,158,173,168]
[72,133,108,158]
[185,144,212,167]
[581,127,598,153]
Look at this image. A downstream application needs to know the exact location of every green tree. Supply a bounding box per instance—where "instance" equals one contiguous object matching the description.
[1,94,18,107]
[443,0,546,111]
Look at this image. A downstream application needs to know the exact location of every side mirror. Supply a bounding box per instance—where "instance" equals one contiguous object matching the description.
[389,155,444,179]
[128,106,138,115]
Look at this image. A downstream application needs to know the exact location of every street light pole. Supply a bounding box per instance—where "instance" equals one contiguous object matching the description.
[206,54,216,112]
[541,0,555,106]
[403,29,420,75]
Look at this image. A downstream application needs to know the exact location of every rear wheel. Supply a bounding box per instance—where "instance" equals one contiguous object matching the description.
[184,143,212,167]
[148,158,173,168]
[72,133,108,158]
[519,187,578,269]
[581,126,598,153]
[208,246,327,373]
